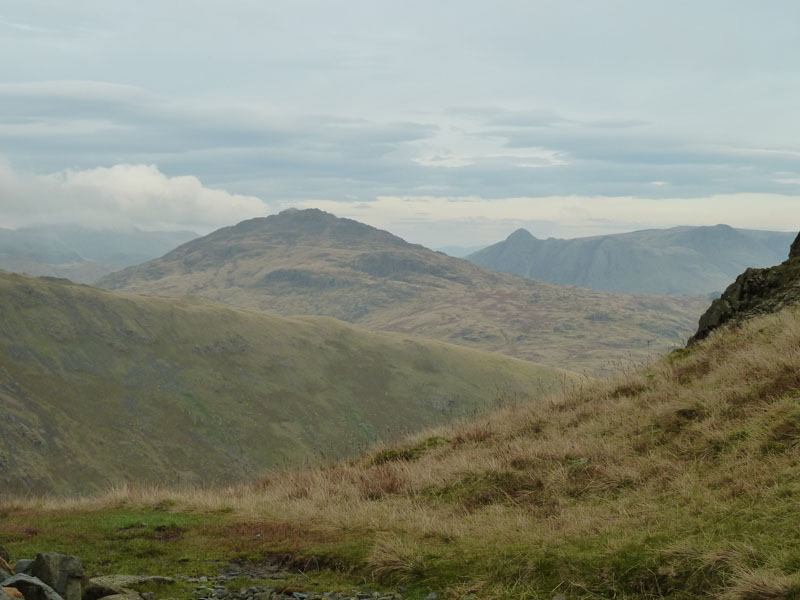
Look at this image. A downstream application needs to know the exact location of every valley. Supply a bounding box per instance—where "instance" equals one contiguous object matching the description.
[99,209,709,374]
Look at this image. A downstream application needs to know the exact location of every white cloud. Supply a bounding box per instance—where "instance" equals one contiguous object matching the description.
[297,194,800,246]
[0,160,269,231]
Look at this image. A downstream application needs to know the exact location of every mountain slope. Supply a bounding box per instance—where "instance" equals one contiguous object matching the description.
[98,209,708,373]
[0,270,566,494]
[0,225,198,283]
[468,224,796,295]
[9,285,800,598]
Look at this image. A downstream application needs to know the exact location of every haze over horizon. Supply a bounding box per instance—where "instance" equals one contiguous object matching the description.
[2,1,800,246]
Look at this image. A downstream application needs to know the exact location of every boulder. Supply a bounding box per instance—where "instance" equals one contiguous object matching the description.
[30,553,83,600]
[1,574,64,600]
[13,561,34,576]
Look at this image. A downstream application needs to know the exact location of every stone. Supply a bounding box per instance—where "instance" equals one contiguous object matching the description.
[30,553,83,600]
[1,574,64,600]
[13,562,33,576]
[2,589,24,600]
[83,576,173,600]
[0,567,11,585]
[0,587,13,600]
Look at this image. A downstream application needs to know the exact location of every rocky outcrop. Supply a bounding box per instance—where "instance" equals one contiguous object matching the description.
[790,231,800,259]
[689,231,800,344]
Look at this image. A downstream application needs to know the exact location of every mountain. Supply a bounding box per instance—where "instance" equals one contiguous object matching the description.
[0,270,567,494]
[0,225,198,284]
[8,279,800,598]
[434,244,487,257]
[98,208,709,374]
[690,231,800,343]
[467,224,797,296]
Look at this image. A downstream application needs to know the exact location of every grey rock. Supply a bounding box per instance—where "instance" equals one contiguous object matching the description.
[689,253,800,344]
[2,574,65,600]
[31,553,84,600]
[425,594,437,600]
[84,575,174,600]
[13,560,34,576]
[790,232,800,259]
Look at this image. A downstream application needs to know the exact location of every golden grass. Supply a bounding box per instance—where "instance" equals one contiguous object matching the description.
[8,305,800,597]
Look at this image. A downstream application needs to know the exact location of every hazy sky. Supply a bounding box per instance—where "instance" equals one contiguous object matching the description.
[2,1,800,246]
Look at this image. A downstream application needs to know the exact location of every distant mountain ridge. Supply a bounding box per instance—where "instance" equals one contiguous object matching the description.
[467,224,796,296]
[99,208,708,374]
[0,225,198,283]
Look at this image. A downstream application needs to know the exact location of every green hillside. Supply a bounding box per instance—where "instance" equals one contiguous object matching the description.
[5,297,800,598]
[0,270,567,495]
[98,209,708,374]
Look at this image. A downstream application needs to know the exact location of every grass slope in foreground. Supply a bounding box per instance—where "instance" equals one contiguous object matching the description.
[6,305,800,598]
[0,270,567,494]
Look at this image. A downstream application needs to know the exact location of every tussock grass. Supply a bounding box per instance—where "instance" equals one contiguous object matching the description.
[6,306,800,598]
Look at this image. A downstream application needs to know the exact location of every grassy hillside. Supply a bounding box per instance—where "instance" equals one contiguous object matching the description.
[0,270,567,495]
[6,302,800,598]
[468,224,796,296]
[98,209,708,374]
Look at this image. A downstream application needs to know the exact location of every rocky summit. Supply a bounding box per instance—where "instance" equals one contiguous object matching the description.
[690,231,800,344]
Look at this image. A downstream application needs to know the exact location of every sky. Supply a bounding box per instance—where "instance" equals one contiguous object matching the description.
[2,0,800,247]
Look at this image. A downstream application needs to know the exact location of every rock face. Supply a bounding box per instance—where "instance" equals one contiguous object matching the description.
[790,231,800,259]
[689,232,800,344]
[30,553,84,600]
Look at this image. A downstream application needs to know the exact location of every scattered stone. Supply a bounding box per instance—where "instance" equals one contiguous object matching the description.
[1,574,64,600]
[31,553,84,600]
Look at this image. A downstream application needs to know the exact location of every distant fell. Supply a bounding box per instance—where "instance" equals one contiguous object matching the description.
[468,224,796,296]
[99,209,708,374]
[0,270,564,494]
[0,225,198,283]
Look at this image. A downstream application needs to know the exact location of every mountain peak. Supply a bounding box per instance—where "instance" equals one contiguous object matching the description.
[507,228,537,241]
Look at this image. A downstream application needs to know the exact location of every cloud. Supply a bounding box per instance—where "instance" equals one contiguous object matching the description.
[295,194,800,246]
[0,160,268,231]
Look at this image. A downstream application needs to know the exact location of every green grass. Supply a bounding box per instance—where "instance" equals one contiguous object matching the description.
[0,270,568,495]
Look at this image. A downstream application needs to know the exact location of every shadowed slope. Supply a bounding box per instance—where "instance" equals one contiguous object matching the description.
[0,270,567,494]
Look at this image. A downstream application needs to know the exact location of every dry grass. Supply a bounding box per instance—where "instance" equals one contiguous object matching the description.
[8,306,800,597]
